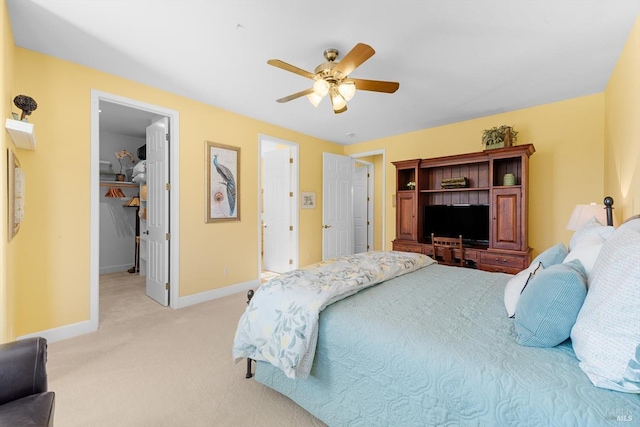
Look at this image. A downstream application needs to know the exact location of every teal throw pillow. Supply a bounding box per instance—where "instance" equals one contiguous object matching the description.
[531,242,568,268]
[514,259,587,348]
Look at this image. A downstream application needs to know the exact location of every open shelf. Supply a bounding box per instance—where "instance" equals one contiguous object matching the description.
[100,181,138,188]
[5,118,36,150]
[421,187,490,193]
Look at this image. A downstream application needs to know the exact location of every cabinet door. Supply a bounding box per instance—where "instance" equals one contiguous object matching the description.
[491,188,521,250]
[396,192,417,240]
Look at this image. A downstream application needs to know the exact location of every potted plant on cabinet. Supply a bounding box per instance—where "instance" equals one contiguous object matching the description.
[481,125,518,150]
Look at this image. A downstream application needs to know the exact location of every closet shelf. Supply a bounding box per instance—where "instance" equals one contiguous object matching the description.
[100,181,137,188]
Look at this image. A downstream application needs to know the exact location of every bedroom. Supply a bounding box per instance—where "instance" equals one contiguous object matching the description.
[0,1,639,425]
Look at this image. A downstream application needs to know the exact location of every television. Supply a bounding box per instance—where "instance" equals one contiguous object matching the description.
[423,204,490,246]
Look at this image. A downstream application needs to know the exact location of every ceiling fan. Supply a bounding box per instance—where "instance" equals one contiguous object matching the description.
[267,43,399,114]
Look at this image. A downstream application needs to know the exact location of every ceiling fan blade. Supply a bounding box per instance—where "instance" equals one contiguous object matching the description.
[351,78,400,93]
[332,43,375,78]
[276,88,314,103]
[267,59,316,80]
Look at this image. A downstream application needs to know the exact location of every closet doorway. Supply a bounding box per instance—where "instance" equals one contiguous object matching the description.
[259,135,299,278]
[90,90,180,330]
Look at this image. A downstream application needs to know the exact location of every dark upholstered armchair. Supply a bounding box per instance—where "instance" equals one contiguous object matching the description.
[0,337,55,426]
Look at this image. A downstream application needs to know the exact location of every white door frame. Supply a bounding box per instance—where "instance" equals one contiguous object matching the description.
[258,135,299,276]
[354,159,374,252]
[90,90,180,330]
[350,149,386,250]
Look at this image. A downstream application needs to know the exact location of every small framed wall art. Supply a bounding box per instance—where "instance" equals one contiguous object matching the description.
[206,141,240,222]
[301,192,316,209]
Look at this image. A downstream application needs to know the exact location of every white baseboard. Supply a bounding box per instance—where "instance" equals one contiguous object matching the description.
[99,264,134,275]
[17,280,259,343]
[17,319,97,344]
[176,279,259,309]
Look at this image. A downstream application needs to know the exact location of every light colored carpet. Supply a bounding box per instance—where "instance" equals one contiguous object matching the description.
[47,272,325,427]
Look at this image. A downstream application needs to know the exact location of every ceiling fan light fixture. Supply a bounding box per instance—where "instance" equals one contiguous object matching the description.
[330,87,347,113]
[313,79,330,97]
[307,92,323,107]
[268,43,399,113]
[338,80,356,101]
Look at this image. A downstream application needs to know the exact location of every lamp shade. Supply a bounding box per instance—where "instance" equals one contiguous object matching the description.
[307,92,323,107]
[313,79,329,97]
[566,202,612,230]
[330,87,347,113]
[338,80,356,101]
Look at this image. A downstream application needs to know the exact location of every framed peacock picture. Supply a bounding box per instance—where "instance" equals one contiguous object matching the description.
[206,141,240,222]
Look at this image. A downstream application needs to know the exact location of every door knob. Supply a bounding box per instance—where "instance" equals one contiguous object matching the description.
[143,230,149,235]
[323,225,332,229]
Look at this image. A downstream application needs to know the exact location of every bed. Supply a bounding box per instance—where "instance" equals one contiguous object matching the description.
[233,215,639,426]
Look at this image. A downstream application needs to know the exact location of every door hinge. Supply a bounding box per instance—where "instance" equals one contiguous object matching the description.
[367,221,370,225]
[289,158,293,164]
[367,197,370,201]
[165,183,171,191]
[165,233,171,240]
[165,282,170,290]
[367,173,370,178]
[289,225,293,231]
[166,134,170,142]
[289,259,293,265]
[289,192,293,197]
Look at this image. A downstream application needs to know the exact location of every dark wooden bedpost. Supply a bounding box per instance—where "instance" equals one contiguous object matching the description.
[604,196,614,226]
[246,289,255,379]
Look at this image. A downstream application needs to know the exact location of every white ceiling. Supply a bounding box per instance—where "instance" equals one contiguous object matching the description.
[6,1,640,145]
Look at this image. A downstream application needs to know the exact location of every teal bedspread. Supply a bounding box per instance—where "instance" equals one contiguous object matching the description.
[234,251,433,379]
[255,265,640,426]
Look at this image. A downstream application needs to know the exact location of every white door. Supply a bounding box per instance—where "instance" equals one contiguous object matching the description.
[353,165,368,253]
[322,153,354,260]
[145,117,169,306]
[263,148,292,273]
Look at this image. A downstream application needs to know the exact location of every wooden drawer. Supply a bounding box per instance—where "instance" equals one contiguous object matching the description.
[480,252,525,270]
[462,248,479,262]
[478,264,522,275]
[393,241,423,254]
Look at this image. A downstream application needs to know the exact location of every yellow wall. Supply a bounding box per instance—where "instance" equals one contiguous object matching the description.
[604,15,640,221]
[347,94,605,255]
[1,0,15,342]
[6,46,341,339]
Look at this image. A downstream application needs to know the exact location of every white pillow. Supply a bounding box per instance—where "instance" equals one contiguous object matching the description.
[504,261,543,318]
[563,235,604,281]
[570,221,640,393]
[569,216,614,250]
[132,160,146,176]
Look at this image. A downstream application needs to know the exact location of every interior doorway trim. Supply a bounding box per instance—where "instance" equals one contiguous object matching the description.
[350,149,386,250]
[90,89,181,331]
[354,159,375,252]
[258,134,299,276]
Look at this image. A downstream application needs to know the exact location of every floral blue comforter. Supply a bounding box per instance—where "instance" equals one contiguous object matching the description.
[232,251,435,379]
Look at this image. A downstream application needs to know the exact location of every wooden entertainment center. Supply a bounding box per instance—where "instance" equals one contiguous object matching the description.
[392,144,535,274]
